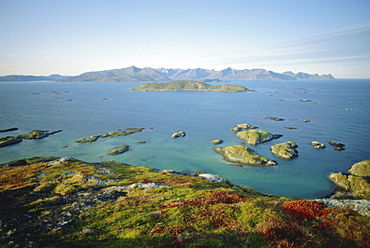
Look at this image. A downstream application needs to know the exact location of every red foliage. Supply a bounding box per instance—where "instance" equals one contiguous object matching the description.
[282,200,328,220]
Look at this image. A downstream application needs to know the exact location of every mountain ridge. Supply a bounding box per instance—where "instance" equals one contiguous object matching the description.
[0,66,335,82]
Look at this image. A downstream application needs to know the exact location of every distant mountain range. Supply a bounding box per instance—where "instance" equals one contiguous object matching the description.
[0,66,335,82]
[0,74,65,82]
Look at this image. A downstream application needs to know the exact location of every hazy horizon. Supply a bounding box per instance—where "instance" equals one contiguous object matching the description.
[1,0,369,78]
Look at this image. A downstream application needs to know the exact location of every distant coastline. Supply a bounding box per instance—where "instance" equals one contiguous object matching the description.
[0,66,334,82]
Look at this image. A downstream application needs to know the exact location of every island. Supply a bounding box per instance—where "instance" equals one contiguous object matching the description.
[0,156,367,247]
[130,80,251,92]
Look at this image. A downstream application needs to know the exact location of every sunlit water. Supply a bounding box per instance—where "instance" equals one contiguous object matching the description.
[0,79,369,198]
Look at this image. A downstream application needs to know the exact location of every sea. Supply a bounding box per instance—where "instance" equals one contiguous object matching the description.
[0,79,369,198]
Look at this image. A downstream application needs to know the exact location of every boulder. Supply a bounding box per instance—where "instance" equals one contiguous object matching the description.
[328,141,346,150]
[171,131,186,138]
[0,136,23,147]
[108,145,130,155]
[329,160,370,200]
[310,141,326,149]
[211,139,223,145]
[214,144,277,166]
[348,160,370,177]
[235,129,282,145]
[270,141,298,159]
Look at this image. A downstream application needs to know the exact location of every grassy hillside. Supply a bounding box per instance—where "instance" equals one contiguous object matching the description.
[131,80,251,92]
[0,157,369,247]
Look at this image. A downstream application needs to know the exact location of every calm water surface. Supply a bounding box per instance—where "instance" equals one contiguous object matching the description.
[0,79,369,198]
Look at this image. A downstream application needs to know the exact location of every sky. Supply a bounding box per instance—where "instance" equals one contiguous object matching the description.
[0,0,369,78]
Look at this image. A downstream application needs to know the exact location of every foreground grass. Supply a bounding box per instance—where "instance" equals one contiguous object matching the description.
[0,157,369,247]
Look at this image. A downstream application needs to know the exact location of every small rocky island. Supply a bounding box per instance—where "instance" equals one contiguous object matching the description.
[235,129,282,145]
[214,144,277,166]
[130,80,251,92]
[270,141,299,159]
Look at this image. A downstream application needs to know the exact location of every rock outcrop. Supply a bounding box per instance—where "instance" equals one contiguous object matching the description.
[328,141,346,150]
[0,127,18,132]
[329,160,370,200]
[310,141,326,149]
[235,130,282,145]
[270,141,299,159]
[0,136,23,147]
[17,130,62,139]
[75,135,101,143]
[214,144,277,166]
[108,145,130,155]
[171,131,186,138]
[230,123,258,132]
[211,139,223,145]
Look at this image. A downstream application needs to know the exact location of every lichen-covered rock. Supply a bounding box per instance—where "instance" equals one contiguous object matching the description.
[270,141,298,159]
[211,139,223,145]
[214,144,277,166]
[310,141,326,149]
[348,160,370,177]
[0,136,23,147]
[328,141,346,150]
[171,131,186,138]
[230,123,257,132]
[329,160,370,200]
[235,130,282,145]
[108,145,130,155]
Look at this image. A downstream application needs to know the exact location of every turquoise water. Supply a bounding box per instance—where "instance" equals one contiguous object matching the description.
[0,79,369,198]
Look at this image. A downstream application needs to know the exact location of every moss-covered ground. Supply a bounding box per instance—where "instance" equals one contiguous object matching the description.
[0,157,369,247]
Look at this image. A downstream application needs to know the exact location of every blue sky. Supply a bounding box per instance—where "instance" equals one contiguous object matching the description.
[0,0,369,78]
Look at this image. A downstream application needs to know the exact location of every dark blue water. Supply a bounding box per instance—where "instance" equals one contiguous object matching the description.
[0,79,369,198]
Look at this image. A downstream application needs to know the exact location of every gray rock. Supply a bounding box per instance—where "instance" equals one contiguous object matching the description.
[198,174,227,183]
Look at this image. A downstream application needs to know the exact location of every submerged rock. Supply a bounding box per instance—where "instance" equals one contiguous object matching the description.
[0,136,23,147]
[270,141,299,159]
[310,141,326,149]
[265,117,285,121]
[329,141,346,150]
[329,160,370,200]
[211,139,223,145]
[214,144,277,166]
[171,131,186,138]
[235,129,282,145]
[108,145,130,155]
